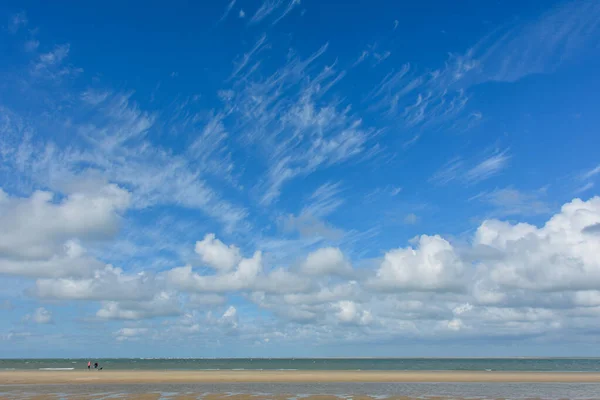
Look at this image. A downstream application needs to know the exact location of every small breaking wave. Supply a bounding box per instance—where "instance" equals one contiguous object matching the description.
[38,367,75,371]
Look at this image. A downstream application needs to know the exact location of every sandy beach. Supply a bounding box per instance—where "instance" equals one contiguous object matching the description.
[2,370,600,385]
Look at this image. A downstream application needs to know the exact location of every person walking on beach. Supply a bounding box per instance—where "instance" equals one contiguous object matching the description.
[87,361,91,370]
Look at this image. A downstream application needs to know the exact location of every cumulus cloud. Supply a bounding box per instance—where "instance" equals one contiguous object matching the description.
[335,301,372,325]
[0,184,130,280]
[301,247,351,276]
[0,185,130,261]
[96,292,180,320]
[195,233,242,272]
[167,250,263,293]
[371,235,466,292]
[35,265,156,301]
[0,240,104,279]
[473,197,600,292]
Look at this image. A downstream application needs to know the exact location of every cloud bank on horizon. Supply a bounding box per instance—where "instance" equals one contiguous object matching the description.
[1,0,600,357]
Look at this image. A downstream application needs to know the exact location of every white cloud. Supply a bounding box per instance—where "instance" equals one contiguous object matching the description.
[195,233,242,272]
[302,247,351,276]
[371,235,465,292]
[281,182,346,241]
[576,182,594,194]
[430,150,510,186]
[115,327,148,341]
[35,265,156,301]
[272,0,301,25]
[429,157,464,185]
[31,44,82,79]
[0,184,129,280]
[96,292,180,320]
[0,185,129,261]
[474,197,600,292]
[218,0,236,22]
[225,43,375,205]
[167,251,263,293]
[1,91,248,233]
[335,301,372,325]
[230,34,268,79]
[24,307,53,324]
[168,235,313,295]
[0,240,103,279]
[582,164,600,180]
[464,150,510,184]
[250,0,284,23]
[465,0,600,84]
[38,44,70,66]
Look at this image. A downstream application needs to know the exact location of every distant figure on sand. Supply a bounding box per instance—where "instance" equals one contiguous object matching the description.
[94,362,98,369]
[87,361,91,370]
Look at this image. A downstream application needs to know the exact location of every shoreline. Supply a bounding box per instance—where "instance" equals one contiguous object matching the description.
[2,370,600,385]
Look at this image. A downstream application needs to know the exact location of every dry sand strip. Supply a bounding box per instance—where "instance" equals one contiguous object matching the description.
[2,370,600,385]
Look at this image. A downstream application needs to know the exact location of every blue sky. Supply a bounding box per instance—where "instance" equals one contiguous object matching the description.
[1,0,600,358]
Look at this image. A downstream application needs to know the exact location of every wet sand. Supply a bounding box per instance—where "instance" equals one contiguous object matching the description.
[2,370,600,385]
[0,393,468,400]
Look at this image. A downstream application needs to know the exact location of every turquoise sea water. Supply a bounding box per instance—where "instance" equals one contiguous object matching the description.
[2,358,600,371]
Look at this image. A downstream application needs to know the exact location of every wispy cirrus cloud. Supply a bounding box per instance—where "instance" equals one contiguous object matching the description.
[366,56,476,138]
[218,0,237,23]
[470,187,550,217]
[430,150,510,186]
[581,164,600,181]
[1,88,248,233]
[249,0,301,25]
[429,157,465,186]
[229,34,268,79]
[573,163,600,195]
[221,41,377,205]
[250,0,284,23]
[272,0,301,25]
[30,44,82,80]
[353,44,391,68]
[466,0,600,84]
[7,11,27,33]
[280,182,346,242]
[464,150,511,184]
[363,0,600,146]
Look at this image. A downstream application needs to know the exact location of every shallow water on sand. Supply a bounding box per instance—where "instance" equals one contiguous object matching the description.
[2,382,600,400]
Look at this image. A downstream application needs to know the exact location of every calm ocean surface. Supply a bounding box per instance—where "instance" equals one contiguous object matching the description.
[2,358,600,371]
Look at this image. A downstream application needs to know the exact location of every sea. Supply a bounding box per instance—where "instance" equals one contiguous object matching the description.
[2,357,600,371]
